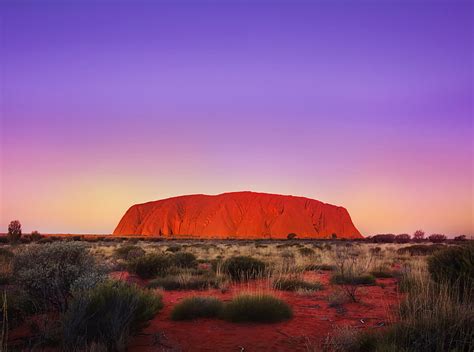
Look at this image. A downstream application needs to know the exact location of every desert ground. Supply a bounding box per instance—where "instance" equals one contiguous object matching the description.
[1,236,472,352]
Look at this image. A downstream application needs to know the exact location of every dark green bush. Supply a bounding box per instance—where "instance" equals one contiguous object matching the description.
[13,242,105,312]
[172,252,197,268]
[397,244,445,256]
[114,245,145,260]
[370,270,394,278]
[298,247,315,257]
[273,278,323,291]
[171,296,223,321]
[223,256,265,281]
[63,281,162,350]
[30,230,42,241]
[287,233,297,240]
[305,264,336,271]
[0,288,36,329]
[428,245,473,296]
[148,275,219,290]
[128,253,171,279]
[166,245,181,253]
[330,274,376,285]
[222,294,292,323]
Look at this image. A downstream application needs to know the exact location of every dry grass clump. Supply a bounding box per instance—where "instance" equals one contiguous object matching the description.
[330,274,376,286]
[222,256,266,281]
[305,264,337,271]
[427,244,473,298]
[221,294,292,323]
[63,281,163,350]
[298,247,315,257]
[273,278,323,292]
[397,244,445,256]
[166,245,182,253]
[170,296,223,321]
[148,272,222,291]
[127,253,171,279]
[335,246,474,352]
[327,288,352,308]
[114,244,145,260]
[327,244,379,302]
[172,252,198,269]
[127,251,199,279]
[369,270,393,278]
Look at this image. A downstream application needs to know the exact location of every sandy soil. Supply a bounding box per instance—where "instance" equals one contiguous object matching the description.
[127,272,400,352]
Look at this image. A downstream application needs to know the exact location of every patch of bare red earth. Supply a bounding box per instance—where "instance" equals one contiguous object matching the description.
[123,272,401,352]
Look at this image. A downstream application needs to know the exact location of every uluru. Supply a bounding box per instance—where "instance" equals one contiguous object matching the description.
[113,191,362,239]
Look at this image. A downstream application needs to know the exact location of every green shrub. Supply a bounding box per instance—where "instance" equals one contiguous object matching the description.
[347,278,474,352]
[370,270,394,278]
[38,237,53,244]
[330,274,376,285]
[298,247,315,257]
[63,281,162,350]
[172,252,197,269]
[273,278,323,291]
[397,244,445,256]
[30,230,42,241]
[223,256,265,281]
[171,296,223,321]
[13,242,105,312]
[128,254,171,279]
[222,294,292,323]
[428,245,473,297]
[148,275,219,290]
[114,245,145,260]
[166,245,181,253]
[287,233,297,240]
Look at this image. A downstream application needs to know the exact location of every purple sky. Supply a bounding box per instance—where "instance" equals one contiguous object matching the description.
[1,0,473,235]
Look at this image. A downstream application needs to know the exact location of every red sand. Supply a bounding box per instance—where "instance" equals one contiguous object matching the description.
[128,272,400,352]
[7,272,400,351]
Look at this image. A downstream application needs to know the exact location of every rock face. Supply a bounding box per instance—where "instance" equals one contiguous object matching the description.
[113,191,362,239]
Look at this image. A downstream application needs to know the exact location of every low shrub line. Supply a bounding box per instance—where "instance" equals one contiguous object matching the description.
[170,294,293,323]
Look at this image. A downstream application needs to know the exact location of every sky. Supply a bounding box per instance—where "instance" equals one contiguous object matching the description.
[1,0,472,236]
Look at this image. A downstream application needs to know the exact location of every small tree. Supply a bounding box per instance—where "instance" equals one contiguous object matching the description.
[413,230,425,242]
[287,233,297,240]
[429,234,447,243]
[31,230,42,241]
[395,234,411,244]
[372,234,395,243]
[7,220,22,243]
[454,235,467,241]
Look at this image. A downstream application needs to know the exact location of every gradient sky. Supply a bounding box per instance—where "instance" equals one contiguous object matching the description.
[1,0,472,236]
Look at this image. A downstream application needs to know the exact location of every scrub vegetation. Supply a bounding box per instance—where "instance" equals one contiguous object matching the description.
[1,230,472,351]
